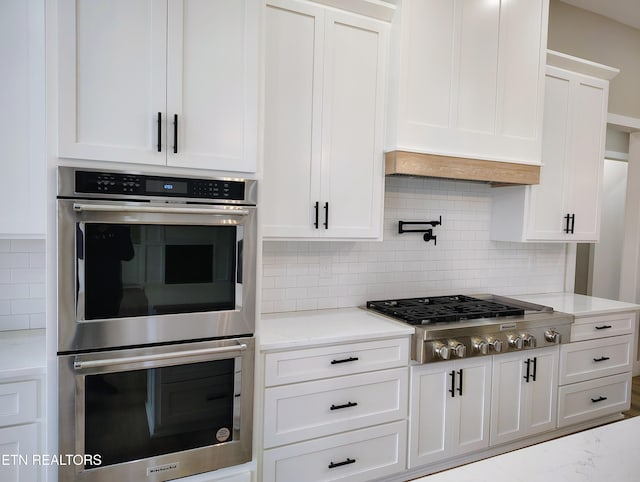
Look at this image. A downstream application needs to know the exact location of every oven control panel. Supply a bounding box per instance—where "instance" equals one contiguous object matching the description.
[73,170,247,201]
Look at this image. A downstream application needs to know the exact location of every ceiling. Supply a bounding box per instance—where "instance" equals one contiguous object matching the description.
[560,0,640,30]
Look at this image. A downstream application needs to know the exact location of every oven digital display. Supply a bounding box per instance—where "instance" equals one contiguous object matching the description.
[146,179,188,194]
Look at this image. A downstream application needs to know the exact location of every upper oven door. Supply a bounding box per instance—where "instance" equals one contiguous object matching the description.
[57,199,257,353]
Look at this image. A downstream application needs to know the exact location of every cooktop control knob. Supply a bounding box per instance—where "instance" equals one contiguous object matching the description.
[545,329,561,344]
[487,337,503,353]
[471,337,488,355]
[521,333,537,348]
[432,341,450,361]
[508,335,523,350]
[449,340,467,358]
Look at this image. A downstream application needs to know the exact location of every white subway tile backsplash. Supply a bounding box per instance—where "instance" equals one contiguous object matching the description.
[0,239,46,332]
[262,177,569,314]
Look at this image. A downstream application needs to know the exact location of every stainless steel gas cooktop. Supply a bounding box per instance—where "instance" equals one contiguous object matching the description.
[366,294,573,363]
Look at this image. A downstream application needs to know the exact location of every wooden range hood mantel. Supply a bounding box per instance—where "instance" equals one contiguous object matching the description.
[385,151,540,186]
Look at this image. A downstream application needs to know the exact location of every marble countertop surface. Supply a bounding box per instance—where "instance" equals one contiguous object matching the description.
[511,292,640,317]
[260,307,414,351]
[418,416,640,482]
[0,329,46,379]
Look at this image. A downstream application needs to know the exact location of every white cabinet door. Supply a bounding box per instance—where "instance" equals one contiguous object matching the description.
[490,347,558,446]
[58,0,257,173]
[58,0,167,165]
[0,0,45,236]
[388,0,547,165]
[409,358,491,468]
[166,0,258,172]
[0,424,39,482]
[263,0,322,238]
[263,0,386,239]
[318,10,385,239]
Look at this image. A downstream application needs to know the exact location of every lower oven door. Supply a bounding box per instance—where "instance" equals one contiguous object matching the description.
[58,337,254,482]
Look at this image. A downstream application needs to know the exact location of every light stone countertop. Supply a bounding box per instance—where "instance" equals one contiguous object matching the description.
[416,416,640,482]
[510,292,640,316]
[0,329,46,379]
[260,307,414,352]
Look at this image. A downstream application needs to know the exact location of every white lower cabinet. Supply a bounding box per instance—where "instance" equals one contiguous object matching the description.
[0,378,43,482]
[490,346,559,446]
[556,311,635,428]
[262,337,410,482]
[409,358,491,468]
[262,421,407,482]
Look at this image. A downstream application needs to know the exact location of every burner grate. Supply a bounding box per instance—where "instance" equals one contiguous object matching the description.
[366,295,525,325]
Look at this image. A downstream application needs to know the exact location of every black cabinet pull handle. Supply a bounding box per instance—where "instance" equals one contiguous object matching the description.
[524,358,531,383]
[157,112,162,152]
[173,114,178,154]
[330,356,358,365]
[531,357,537,382]
[449,370,456,398]
[323,202,329,229]
[570,213,575,234]
[314,202,319,229]
[564,213,571,234]
[593,356,611,362]
[595,325,612,330]
[328,458,356,469]
[591,396,608,403]
[457,369,463,396]
[330,401,358,411]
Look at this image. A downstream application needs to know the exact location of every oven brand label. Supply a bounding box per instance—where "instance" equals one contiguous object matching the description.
[500,323,517,330]
[147,462,179,477]
[216,427,231,442]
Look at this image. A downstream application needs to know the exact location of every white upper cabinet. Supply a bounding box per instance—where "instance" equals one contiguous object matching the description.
[0,0,45,237]
[491,51,618,242]
[262,0,387,239]
[386,0,548,165]
[57,0,258,173]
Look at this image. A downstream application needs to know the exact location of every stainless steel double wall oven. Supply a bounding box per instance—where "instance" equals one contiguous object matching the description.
[56,167,257,481]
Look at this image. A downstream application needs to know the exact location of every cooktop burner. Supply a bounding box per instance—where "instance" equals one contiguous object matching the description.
[366,294,525,325]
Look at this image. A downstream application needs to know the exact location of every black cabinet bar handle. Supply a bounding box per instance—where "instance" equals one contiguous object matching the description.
[524,358,531,383]
[595,325,612,330]
[531,357,537,382]
[564,214,571,234]
[591,396,608,403]
[314,202,319,229]
[593,356,611,362]
[570,214,575,234]
[330,401,358,411]
[449,370,456,398]
[328,458,356,469]
[330,356,358,365]
[323,202,329,229]
[457,369,463,396]
[173,114,178,154]
[157,112,162,152]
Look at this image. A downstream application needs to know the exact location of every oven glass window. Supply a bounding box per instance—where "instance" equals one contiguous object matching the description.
[81,224,238,320]
[84,358,237,468]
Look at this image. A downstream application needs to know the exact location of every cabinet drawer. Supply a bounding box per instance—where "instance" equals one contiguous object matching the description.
[0,423,39,482]
[0,380,38,426]
[559,335,633,385]
[264,368,407,448]
[264,338,409,387]
[571,312,635,342]
[557,373,631,428]
[262,421,407,482]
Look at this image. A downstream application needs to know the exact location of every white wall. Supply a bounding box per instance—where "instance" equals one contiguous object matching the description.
[549,0,640,119]
[262,177,569,313]
[591,159,628,300]
[0,238,46,330]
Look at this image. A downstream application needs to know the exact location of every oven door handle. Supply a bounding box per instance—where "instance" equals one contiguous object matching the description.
[72,203,250,217]
[73,343,248,370]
